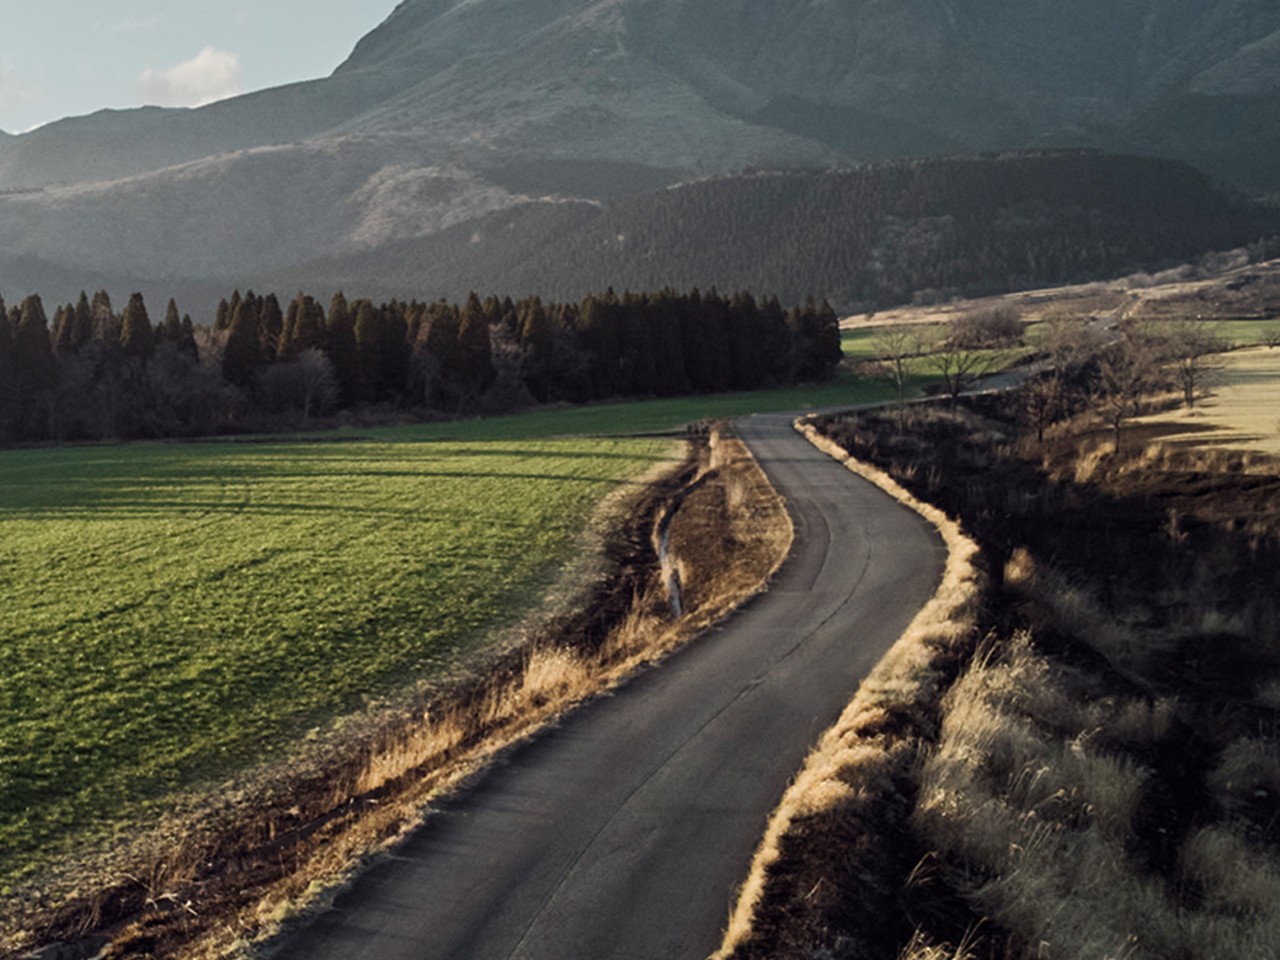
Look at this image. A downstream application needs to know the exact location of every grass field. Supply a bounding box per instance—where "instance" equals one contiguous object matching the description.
[1136,346,1280,454]
[0,375,914,892]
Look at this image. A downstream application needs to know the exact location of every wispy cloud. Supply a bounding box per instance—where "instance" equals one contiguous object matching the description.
[136,46,241,108]
[111,15,163,35]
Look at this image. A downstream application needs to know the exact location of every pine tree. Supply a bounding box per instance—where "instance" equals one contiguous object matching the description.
[222,296,264,388]
[159,299,183,345]
[325,292,360,406]
[259,294,284,362]
[0,304,16,441]
[15,296,58,439]
[456,292,495,404]
[120,292,155,361]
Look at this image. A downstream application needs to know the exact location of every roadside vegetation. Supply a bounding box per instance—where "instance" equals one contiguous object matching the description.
[723,275,1280,958]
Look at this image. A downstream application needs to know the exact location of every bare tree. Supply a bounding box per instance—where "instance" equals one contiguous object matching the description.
[925,338,1005,406]
[297,348,338,419]
[867,326,919,409]
[950,304,1024,349]
[1018,374,1063,444]
[1093,334,1162,448]
[1161,319,1226,409]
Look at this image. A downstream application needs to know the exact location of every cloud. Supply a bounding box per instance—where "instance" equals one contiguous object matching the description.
[136,47,241,108]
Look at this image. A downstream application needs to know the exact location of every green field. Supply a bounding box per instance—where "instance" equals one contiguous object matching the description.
[0,376,918,888]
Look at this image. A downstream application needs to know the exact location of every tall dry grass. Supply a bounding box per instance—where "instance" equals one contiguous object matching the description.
[914,627,1280,960]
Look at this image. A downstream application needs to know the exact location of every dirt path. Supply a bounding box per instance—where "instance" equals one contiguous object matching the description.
[264,413,945,960]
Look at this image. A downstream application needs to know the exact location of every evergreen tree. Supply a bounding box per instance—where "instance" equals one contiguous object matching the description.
[325,292,361,406]
[259,293,285,362]
[158,298,184,345]
[0,304,16,441]
[377,301,411,403]
[353,299,382,402]
[456,292,495,403]
[222,296,264,388]
[120,292,155,361]
[178,315,199,361]
[15,295,58,439]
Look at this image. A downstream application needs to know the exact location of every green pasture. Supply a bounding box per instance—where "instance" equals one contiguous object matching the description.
[0,375,925,888]
[1,432,681,884]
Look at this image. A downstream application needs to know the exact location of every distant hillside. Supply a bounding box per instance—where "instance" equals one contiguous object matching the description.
[265,152,1280,311]
[3,0,1280,308]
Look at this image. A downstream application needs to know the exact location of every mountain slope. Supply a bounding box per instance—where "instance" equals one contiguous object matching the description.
[1,0,1279,308]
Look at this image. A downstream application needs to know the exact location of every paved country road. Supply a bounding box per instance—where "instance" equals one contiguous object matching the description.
[266,412,945,960]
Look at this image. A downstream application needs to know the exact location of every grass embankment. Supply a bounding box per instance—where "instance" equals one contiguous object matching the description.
[753,403,1280,959]
[1,390,802,958]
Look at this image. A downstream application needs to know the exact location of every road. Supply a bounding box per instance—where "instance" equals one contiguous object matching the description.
[267,412,945,960]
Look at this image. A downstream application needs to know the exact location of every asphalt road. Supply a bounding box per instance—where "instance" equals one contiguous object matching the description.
[267,412,945,960]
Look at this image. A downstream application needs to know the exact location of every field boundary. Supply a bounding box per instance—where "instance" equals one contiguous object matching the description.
[714,415,987,958]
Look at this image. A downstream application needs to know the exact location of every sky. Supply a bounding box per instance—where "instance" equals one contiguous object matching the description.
[0,1,396,134]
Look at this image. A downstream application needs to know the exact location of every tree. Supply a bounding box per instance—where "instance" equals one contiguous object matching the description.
[158,299,184,345]
[119,292,155,361]
[222,297,264,388]
[1162,319,1225,409]
[326,292,361,406]
[15,295,58,439]
[0,304,17,441]
[949,305,1023,349]
[1093,333,1161,448]
[923,332,1003,406]
[456,292,496,404]
[867,326,919,409]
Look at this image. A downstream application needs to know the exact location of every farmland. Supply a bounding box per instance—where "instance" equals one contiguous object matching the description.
[0,429,678,888]
[0,374,917,899]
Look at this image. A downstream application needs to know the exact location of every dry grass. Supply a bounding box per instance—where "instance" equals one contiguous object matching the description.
[714,417,985,959]
[913,582,1280,960]
[1133,346,1280,454]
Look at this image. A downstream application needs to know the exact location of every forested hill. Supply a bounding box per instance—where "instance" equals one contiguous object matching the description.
[267,151,1280,312]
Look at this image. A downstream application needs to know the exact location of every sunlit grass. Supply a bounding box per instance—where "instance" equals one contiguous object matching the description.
[0,430,677,884]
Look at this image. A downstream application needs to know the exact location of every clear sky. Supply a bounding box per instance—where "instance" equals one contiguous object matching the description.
[0,1,397,134]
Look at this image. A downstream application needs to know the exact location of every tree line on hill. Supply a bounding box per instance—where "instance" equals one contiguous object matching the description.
[281,151,1280,310]
[0,287,840,444]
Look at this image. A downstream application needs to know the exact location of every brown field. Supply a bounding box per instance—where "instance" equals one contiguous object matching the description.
[1136,346,1280,454]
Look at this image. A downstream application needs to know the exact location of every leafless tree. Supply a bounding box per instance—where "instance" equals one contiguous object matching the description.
[1160,319,1226,409]
[950,304,1024,349]
[1093,333,1162,449]
[867,326,920,409]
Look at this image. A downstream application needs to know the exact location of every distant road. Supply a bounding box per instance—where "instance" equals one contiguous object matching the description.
[268,412,945,960]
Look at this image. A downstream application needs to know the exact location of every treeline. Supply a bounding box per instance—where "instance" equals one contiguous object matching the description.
[0,287,840,443]
[288,151,1280,310]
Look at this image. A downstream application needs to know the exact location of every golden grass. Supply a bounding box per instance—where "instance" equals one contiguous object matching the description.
[914,619,1280,960]
[1134,346,1280,454]
[714,417,984,958]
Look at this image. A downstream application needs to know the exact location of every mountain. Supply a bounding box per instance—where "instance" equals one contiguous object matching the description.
[2,0,1279,312]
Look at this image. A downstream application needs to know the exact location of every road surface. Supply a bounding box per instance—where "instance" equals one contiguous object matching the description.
[267,412,945,960]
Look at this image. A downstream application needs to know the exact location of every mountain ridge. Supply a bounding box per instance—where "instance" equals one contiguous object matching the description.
[1,0,1278,310]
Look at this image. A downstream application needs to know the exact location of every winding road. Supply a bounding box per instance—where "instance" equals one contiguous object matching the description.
[268,412,945,960]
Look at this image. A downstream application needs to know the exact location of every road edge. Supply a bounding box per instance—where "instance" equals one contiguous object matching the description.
[712,414,987,959]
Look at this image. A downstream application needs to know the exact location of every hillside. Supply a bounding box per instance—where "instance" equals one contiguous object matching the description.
[265,152,1280,310]
[2,0,1280,310]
